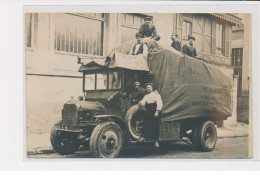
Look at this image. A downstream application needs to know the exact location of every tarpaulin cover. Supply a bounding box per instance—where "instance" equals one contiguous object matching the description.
[109,52,149,71]
[109,39,232,121]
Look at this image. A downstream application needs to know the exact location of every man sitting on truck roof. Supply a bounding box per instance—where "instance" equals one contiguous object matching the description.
[130,32,148,57]
[139,83,163,148]
[139,16,160,41]
[171,33,182,52]
[182,35,197,58]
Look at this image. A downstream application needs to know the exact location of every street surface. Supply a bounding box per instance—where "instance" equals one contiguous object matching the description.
[27,137,249,159]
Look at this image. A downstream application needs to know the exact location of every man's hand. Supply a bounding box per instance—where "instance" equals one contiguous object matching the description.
[154,111,159,117]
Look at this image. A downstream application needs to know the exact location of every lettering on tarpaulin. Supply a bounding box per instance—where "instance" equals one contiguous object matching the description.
[191,101,215,106]
[203,87,222,94]
[192,87,224,107]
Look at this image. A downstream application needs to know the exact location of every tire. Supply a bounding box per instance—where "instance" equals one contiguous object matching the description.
[90,122,124,158]
[124,105,146,140]
[194,120,217,152]
[50,121,80,155]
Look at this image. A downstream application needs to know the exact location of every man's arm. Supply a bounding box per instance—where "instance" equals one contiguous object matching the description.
[139,95,147,107]
[151,25,157,37]
[194,48,197,57]
[154,93,163,117]
[155,93,163,111]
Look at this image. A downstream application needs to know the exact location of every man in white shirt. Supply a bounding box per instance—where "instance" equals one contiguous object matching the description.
[130,32,148,57]
[139,83,163,147]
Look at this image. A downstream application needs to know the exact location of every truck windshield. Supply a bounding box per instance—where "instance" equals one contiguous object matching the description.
[84,71,122,91]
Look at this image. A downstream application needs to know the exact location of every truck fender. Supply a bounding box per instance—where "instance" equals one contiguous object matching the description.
[94,115,131,146]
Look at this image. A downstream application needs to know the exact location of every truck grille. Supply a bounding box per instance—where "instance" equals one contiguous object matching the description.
[62,104,78,125]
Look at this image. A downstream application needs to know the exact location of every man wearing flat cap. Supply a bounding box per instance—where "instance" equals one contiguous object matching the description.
[139,83,163,148]
[139,16,161,41]
[130,32,148,57]
[182,35,197,58]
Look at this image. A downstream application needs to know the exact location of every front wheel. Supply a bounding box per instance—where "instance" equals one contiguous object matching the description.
[50,121,80,155]
[194,120,217,152]
[90,122,124,158]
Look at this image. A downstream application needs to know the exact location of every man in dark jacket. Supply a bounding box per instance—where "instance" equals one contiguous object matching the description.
[129,80,146,105]
[171,33,181,52]
[139,16,160,41]
[182,35,197,58]
[130,32,148,57]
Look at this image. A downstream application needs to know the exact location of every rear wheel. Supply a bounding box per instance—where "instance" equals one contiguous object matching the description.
[194,120,217,152]
[90,122,124,158]
[50,121,80,155]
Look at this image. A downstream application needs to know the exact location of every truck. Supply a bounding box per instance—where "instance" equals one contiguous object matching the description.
[50,39,232,158]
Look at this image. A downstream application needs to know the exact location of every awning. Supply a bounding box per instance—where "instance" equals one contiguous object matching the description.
[210,13,242,25]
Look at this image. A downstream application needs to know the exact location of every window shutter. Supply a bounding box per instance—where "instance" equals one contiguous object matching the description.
[225,40,231,56]
[211,20,216,54]
[225,24,231,56]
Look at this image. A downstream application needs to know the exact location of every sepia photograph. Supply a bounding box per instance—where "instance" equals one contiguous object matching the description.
[25,12,252,159]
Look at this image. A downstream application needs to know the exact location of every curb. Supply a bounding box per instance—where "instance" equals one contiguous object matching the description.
[27,147,54,155]
[217,134,248,139]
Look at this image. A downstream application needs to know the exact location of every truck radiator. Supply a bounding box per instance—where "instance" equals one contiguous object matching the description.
[62,104,78,125]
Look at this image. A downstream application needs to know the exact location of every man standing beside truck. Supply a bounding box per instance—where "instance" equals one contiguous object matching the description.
[139,83,163,148]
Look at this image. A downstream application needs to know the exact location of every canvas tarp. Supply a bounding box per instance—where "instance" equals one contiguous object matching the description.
[109,52,149,71]
[108,39,232,122]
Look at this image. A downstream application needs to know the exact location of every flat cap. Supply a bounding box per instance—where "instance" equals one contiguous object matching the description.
[144,82,154,88]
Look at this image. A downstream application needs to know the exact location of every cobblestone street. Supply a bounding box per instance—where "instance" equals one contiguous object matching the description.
[27,137,249,159]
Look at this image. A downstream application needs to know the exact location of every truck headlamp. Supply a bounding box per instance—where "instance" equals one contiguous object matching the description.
[107,96,113,101]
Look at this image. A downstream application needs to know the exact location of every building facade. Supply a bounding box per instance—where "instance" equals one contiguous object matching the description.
[231,14,251,123]
[25,13,242,134]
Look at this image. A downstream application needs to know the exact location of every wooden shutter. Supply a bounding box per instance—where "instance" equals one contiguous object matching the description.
[225,40,231,56]
[225,24,232,56]
[211,20,216,54]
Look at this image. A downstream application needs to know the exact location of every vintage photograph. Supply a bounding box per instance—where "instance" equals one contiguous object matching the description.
[25,13,251,159]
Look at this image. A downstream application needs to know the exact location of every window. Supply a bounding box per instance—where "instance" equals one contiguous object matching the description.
[232,48,243,67]
[216,22,225,55]
[108,72,121,89]
[54,13,104,56]
[182,20,192,40]
[96,73,108,90]
[84,71,121,91]
[121,14,145,43]
[232,48,243,96]
[25,13,38,48]
[85,74,95,90]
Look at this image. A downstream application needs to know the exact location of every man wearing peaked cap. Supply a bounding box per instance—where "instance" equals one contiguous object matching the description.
[139,16,161,41]
[182,34,197,58]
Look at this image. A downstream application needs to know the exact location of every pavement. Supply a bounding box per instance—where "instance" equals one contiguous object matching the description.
[26,122,249,155]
